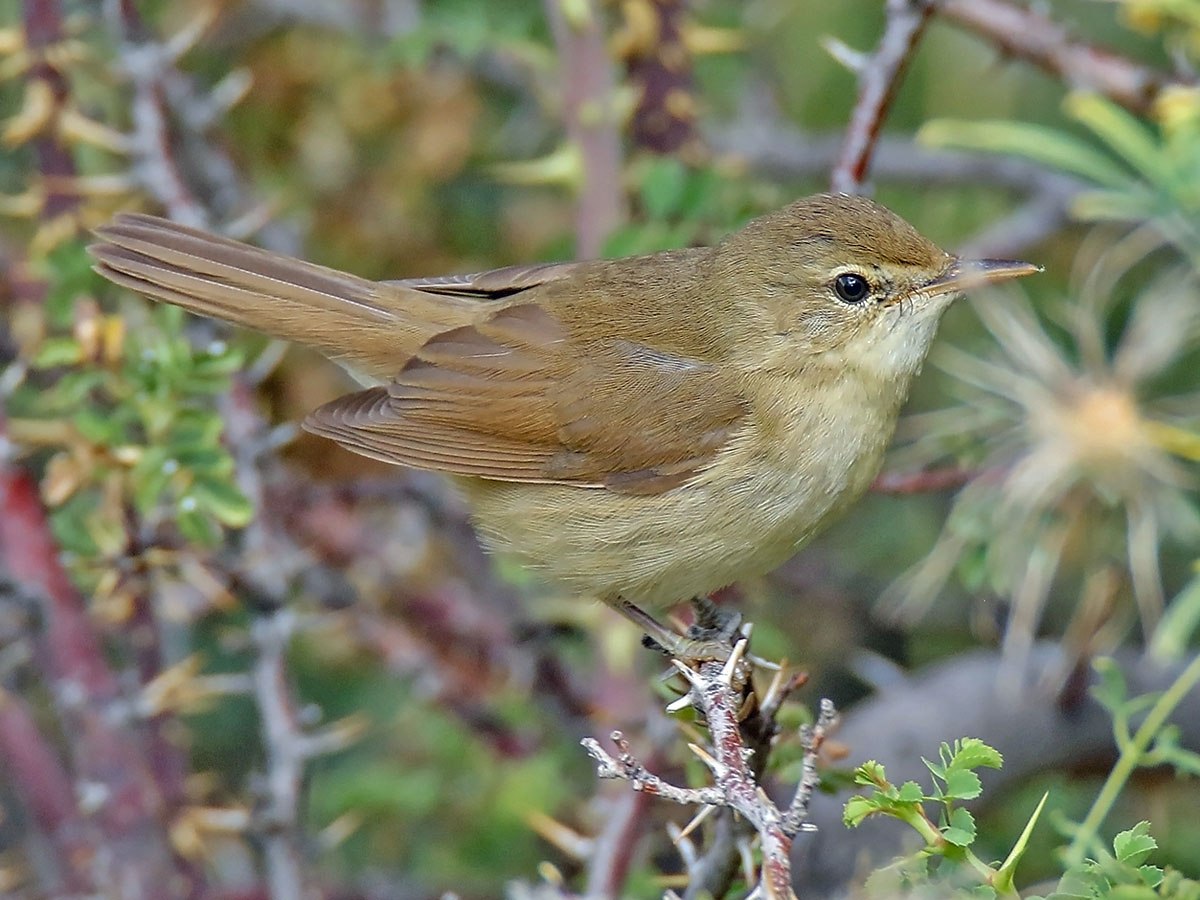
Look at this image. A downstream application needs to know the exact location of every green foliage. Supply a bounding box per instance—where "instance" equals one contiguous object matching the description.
[844,739,1038,898]
[603,156,770,257]
[385,0,549,66]
[1063,655,1200,868]
[921,90,1200,257]
[1029,823,1200,900]
[12,242,253,569]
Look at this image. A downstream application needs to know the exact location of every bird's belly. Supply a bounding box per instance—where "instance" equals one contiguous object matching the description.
[460,417,889,608]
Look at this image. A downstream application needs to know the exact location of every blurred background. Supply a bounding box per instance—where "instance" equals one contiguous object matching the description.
[1,0,1199,897]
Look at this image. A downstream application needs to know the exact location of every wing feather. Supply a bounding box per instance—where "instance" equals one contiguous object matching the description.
[305,302,747,494]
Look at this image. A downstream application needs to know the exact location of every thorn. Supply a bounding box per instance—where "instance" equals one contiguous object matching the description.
[671,659,704,688]
[687,742,722,777]
[761,665,789,711]
[674,804,718,844]
[526,811,593,860]
[737,835,758,887]
[821,35,869,73]
[666,692,695,713]
[165,3,218,62]
[720,636,748,687]
[747,653,781,671]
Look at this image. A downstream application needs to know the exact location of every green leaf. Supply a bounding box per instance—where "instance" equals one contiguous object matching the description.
[130,446,174,515]
[1105,887,1158,900]
[1151,573,1200,661]
[50,496,101,556]
[897,781,924,803]
[922,755,946,780]
[1091,657,1129,712]
[1066,93,1166,187]
[677,166,721,218]
[32,337,84,368]
[1136,865,1164,888]
[946,738,1003,772]
[169,409,226,447]
[191,343,245,376]
[171,446,235,477]
[943,768,983,800]
[1071,188,1159,223]
[942,807,976,847]
[190,478,254,528]
[639,157,689,220]
[73,407,125,445]
[843,795,882,827]
[854,760,888,787]
[1051,867,1104,899]
[176,505,220,546]
[1113,822,1157,867]
[919,119,1133,189]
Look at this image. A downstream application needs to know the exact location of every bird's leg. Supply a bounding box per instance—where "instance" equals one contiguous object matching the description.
[612,597,741,664]
[688,595,743,644]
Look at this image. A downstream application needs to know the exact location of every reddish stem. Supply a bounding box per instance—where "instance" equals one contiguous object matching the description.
[831,0,936,195]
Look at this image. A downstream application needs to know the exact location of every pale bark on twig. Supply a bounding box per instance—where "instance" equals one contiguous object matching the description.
[942,0,1193,116]
[831,0,937,195]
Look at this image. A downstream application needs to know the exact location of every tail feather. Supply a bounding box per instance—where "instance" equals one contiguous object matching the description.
[89,214,458,377]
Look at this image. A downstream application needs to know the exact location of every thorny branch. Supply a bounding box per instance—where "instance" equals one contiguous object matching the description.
[941,0,1196,116]
[251,608,364,900]
[831,0,936,195]
[582,637,834,899]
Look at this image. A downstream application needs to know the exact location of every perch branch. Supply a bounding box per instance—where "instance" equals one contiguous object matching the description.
[583,636,833,899]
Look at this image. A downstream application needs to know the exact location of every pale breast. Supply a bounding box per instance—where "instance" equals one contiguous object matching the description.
[461,370,904,608]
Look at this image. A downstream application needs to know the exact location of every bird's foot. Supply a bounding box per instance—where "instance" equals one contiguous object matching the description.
[614,596,742,666]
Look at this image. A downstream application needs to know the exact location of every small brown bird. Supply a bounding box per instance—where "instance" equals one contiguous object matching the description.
[90,194,1038,650]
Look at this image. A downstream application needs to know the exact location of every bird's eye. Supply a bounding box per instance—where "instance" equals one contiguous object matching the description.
[833,272,871,304]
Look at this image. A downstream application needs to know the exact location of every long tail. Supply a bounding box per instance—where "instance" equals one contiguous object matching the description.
[89,214,440,378]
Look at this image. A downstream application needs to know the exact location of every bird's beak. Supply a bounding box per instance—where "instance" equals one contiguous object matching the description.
[923,257,1043,296]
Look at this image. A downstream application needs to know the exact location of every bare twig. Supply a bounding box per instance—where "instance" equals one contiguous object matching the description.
[781,699,836,836]
[102,1,300,252]
[251,608,363,900]
[584,785,654,899]
[871,465,975,495]
[583,636,832,899]
[831,0,936,195]
[543,0,625,257]
[941,0,1194,116]
[106,2,212,228]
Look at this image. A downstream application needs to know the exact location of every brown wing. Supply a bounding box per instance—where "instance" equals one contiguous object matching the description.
[304,302,747,495]
[387,261,582,298]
